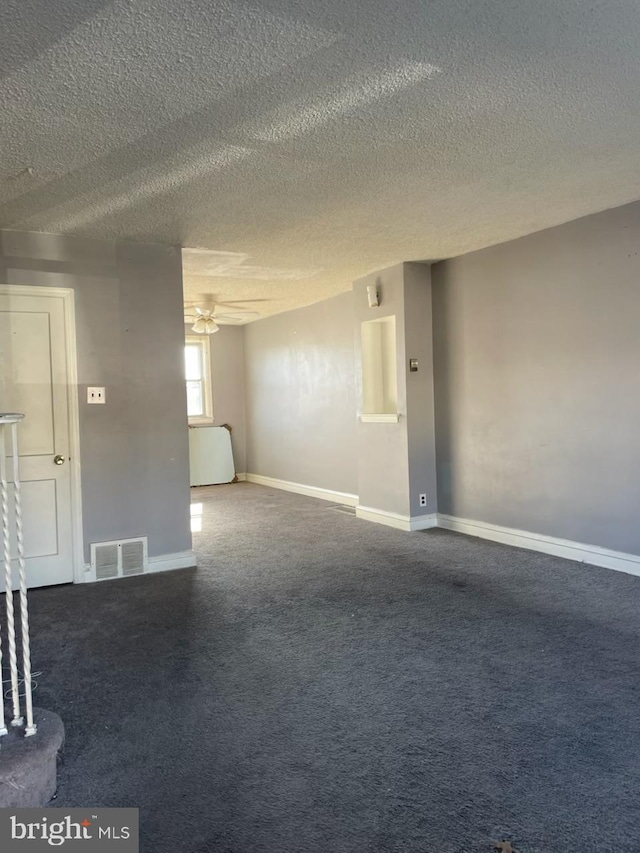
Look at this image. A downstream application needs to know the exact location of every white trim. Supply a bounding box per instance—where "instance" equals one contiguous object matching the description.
[437,514,640,577]
[409,513,439,531]
[356,505,437,531]
[245,473,358,507]
[0,285,85,585]
[147,549,197,574]
[64,291,84,585]
[243,474,640,577]
[359,413,400,423]
[235,473,247,481]
[185,335,213,424]
[356,505,407,530]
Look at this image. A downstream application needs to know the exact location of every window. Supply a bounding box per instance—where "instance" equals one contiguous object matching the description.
[185,336,213,423]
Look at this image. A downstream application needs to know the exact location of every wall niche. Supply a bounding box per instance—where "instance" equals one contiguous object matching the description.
[360,316,398,422]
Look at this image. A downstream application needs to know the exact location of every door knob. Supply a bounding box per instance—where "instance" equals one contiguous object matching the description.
[53,455,65,465]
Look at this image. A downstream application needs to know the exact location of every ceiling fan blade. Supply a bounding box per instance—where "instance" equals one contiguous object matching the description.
[184,300,262,325]
[213,299,272,307]
[192,294,274,306]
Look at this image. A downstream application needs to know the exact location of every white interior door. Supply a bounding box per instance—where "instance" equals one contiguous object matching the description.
[0,289,76,589]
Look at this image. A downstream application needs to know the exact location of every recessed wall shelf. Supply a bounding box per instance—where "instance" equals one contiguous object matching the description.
[360,315,398,419]
[360,413,400,423]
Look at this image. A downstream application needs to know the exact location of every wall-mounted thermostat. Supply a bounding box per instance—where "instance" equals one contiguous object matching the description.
[409,359,419,372]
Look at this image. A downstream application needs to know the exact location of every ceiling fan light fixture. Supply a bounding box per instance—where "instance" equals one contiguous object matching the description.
[192,316,220,334]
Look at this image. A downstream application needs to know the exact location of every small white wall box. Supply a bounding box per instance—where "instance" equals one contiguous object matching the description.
[366,284,380,308]
[361,316,398,415]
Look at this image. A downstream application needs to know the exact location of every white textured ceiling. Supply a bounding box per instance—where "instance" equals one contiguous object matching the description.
[2,0,640,321]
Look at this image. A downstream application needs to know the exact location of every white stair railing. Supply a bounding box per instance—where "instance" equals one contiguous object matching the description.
[0,412,36,740]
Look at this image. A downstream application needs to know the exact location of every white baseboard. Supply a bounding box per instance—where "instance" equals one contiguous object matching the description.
[245,473,358,507]
[235,473,247,481]
[410,513,439,531]
[147,550,197,573]
[241,475,640,577]
[356,505,437,531]
[438,514,640,577]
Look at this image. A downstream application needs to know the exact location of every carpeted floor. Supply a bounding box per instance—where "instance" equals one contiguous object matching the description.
[21,482,640,852]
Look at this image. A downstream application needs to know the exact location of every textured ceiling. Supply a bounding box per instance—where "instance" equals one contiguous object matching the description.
[2,0,640,321]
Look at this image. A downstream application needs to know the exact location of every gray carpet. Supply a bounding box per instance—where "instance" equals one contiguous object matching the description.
[20,483,640,852]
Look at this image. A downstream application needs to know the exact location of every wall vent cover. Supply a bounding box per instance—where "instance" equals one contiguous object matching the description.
[91,537,148,581]
[328,504,357,516]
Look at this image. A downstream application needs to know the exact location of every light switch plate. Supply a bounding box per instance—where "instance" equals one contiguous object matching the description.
[87,386,106,404]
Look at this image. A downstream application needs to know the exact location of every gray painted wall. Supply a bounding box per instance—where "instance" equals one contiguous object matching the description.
[209,326,246,474]
[432,201,640,554]
[243,291,358,496]
[403,263,438,517]
[353,262,437,518]
[184,324,247,473]
[353,264,409,515]
[1,229,192,561]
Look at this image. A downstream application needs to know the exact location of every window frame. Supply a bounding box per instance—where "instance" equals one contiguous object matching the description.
[185,335,214,425]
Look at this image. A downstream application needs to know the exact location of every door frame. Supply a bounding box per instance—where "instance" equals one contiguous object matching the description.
[0,284,85,584]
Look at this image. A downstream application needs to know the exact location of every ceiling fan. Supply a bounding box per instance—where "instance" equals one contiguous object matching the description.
[184,301,261,334]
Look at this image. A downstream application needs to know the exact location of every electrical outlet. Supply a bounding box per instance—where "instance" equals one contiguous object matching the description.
[419,494,427,507]
[87,386,106,404]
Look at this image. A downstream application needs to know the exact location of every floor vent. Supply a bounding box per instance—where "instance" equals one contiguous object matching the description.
[91,537,148,581]
[328,504,356,516]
